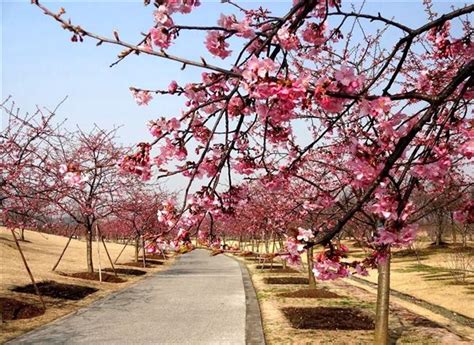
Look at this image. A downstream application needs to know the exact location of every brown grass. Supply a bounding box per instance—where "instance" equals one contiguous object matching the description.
[230,250,474,344]
[344,240,474,319]
[0,227,174,343]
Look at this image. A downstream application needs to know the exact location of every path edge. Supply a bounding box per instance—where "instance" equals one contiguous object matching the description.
[238,259,266,345]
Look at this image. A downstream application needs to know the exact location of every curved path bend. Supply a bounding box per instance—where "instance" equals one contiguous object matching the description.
[9,249,264,345]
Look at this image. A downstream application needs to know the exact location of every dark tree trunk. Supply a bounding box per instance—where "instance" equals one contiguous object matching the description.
[142,235,147,268]
[135,235,140,263]
[307,246,316,287]
[86,227,94,273]
[451,213,457,244]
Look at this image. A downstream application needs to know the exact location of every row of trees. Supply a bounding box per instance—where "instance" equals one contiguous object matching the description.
[7,0,473,343]
[0,97,171,273]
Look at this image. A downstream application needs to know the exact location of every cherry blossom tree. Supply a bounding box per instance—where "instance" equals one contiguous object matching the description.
[112,181,168,265]
[0,97,70,310]
[45,126,125,273]
[35,1,473,343]
[0,97,64,238]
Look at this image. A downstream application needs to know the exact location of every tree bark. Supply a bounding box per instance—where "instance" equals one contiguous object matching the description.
[451,213,457,244]
[435,229,442,246]
[96,225,102,282]
[142,235,147,268]
[86,227,94,273]
[374,251,391,345]
[135,235,140,263]
[307,246,316,287]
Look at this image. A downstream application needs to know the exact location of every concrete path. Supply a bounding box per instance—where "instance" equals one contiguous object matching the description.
[9,249,261,345]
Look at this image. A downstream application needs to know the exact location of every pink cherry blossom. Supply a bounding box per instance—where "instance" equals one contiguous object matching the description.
[360,97,392,117]
[205,31,231,59]
[242,56,276,84]
[302,22,326,46]
[277,27,299,50]
[168,80,178,94]
[373,225,417,247]
[150,27,172,49]
[296,227,315,242]
[132,90,153,106]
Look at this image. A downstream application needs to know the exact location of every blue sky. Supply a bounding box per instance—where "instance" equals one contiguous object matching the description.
[1,0,467,191]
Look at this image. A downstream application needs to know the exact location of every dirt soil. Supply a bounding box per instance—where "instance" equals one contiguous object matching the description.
[60,272,126,283]
[282,307,374,330]
[102,268,146,276]
[119,262,157,268]
[11,281,98,300]
[0,298,45,321]
[265,277,309,285]
[278,288,340,299]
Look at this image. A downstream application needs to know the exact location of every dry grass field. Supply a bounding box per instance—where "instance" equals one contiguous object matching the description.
[347,241,474,319]
[231,252,474,344]
[229,237,474,318]
[225,236,474,344]
[0,227,174,343]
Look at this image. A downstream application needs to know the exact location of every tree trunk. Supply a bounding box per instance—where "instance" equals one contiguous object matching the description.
[435,230,442,246]
[374,251,391,345]
[462,225,468,248]
[307,246,316,287]
[135,235,140,263]
[86,227,94,273]
[96,225,102,282]
[142,235,147,268]
[451,213,457,244]
[20,229,25,241]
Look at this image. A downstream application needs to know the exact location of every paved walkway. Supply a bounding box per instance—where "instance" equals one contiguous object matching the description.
[10,249,261,345]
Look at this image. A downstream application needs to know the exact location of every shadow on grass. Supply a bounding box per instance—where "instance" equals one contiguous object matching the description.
[394,263,474,286]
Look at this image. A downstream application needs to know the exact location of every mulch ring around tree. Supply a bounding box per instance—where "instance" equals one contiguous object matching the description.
[59,272,125,283]
[282,307,374,330]
[411,316,442,328]
[278,288,340,299]
[11,281,98,300]
[103,268,146,276]
[244,257,261,262]
[264,277,309,285]
[119,262,156,268]
[0,297,45,320]
[137,258,165,265]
